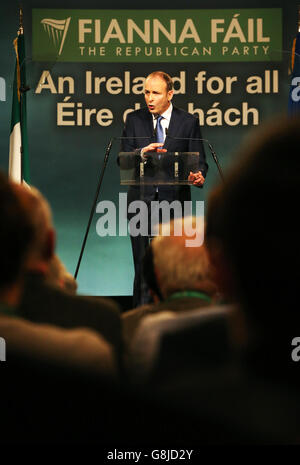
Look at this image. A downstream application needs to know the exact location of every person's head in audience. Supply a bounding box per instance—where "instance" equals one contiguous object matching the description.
[0,175,115,374]
[13,185,55,273]
[0,172,34,306]
[12,184,76,292]
[148,217,217,301]
[206,116,300,359]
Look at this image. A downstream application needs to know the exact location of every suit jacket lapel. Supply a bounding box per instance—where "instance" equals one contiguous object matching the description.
[141,108,155,141]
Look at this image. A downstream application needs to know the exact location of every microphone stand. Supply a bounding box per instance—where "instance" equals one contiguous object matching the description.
[74,138,113,279]
[74,136,152,280]
[207,142,225,183]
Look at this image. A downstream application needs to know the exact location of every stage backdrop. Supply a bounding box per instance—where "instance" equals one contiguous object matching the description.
[0,0,297,295]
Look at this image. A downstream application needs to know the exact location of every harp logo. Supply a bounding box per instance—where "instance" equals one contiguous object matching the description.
[41,17,71,56]
[0,337,6,361]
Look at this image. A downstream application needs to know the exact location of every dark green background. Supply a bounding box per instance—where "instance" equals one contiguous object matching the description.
[0,1,296,295]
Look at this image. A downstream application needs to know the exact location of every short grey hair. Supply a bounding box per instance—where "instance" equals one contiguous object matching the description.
[151,217,212,298]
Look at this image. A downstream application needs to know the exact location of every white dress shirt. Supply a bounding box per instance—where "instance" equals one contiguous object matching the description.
[152,102,173,143]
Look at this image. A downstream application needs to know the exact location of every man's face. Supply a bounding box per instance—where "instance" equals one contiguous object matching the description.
[144,76,173,115]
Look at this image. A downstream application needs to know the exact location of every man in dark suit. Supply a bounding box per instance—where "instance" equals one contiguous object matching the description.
[121,71,208,307]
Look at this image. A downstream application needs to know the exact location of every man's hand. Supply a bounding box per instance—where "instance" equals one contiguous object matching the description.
[141,143,167,162]
[143,143,167,153]
[188,171,205,186]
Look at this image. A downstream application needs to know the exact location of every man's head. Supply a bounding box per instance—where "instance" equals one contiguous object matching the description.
[0,173,34,301]
[144,71,174,116]
[12,184,55,271]
[150,217,217,300]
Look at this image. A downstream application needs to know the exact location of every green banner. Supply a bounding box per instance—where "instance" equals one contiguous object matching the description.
[32,8,282,62]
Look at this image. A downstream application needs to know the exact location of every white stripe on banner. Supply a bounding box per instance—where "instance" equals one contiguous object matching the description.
[9,122,21,183]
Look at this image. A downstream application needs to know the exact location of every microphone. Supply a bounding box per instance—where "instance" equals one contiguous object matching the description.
[164,134,224,182]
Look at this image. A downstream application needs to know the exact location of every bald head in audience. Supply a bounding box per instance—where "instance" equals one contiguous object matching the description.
[14,184,53,263]
[12,184,77,291]
[0,173,34,305]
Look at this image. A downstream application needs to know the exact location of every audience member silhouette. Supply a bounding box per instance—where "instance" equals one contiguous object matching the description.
[122,217,219,348]
[13,184,122,354]
[146,117,300,444]
[0,173,118,444]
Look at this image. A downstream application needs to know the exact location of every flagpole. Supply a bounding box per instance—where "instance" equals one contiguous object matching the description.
[19,6,23,34]
[18,7,30,183]
[9,6,30,183]
[19,7,24,182]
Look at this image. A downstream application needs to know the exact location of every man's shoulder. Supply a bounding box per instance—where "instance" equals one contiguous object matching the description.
[77,294,121,317]
[122,304,157,348]
[22,274,120,317]
[126,107,150,121]
[122,303,155,321]
[47,286,121,317]
[172,106,198,123]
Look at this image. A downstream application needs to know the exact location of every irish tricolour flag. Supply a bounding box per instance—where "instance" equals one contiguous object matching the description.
[9,28,30,184]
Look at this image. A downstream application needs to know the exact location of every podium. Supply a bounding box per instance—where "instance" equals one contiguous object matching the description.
[119,151,200,186]
[118,150,202,307]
